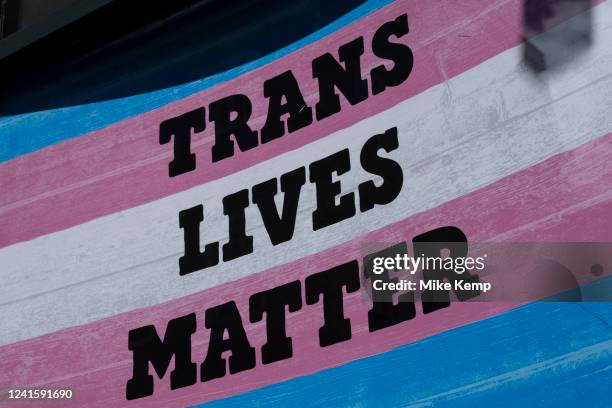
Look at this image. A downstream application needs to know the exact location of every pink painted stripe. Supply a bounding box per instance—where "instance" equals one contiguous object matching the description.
[0,0,532,248]
[1,133,611,407]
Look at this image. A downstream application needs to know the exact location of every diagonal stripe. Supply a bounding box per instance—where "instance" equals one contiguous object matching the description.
[0,0,394,163]
[192,294,612,408]
[2,38,612,345]
[2,8,612,343]
[0,134,610,407]
[0,0,571,249]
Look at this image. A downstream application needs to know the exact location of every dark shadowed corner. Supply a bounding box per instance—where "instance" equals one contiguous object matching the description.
[523,0,593,72]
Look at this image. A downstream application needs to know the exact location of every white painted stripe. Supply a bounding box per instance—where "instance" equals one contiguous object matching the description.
[1,4,612,345]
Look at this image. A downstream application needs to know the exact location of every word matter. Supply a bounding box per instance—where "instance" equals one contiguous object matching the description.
[126,227,482,400]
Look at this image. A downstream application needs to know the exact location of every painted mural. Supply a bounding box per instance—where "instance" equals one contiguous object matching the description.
[1,0,611,406]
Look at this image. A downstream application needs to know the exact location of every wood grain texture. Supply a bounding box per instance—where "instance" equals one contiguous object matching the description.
[1,134,611,407]
[0,0,530,248]
[1,2,611,407]
[2,9,612,344]
[193,293,612,408]
[0,0,394,163]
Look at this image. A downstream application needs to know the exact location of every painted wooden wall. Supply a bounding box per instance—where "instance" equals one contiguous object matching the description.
[1,0,611,406]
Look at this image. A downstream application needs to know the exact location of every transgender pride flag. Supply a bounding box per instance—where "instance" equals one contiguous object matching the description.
[1,0,611,406]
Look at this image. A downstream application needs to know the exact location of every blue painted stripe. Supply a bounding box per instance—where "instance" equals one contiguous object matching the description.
[193,277,612,408]
[0,0,393,163]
